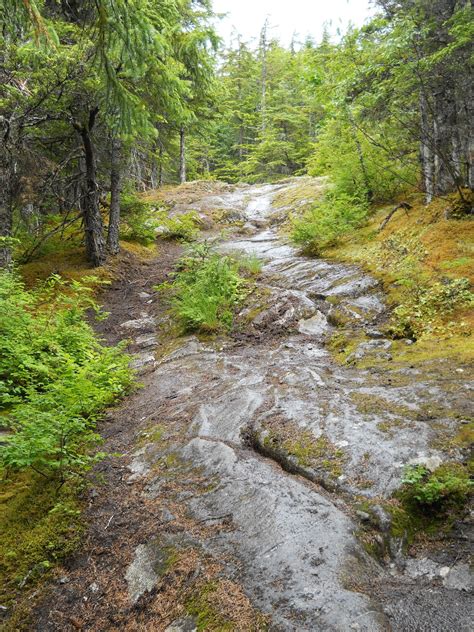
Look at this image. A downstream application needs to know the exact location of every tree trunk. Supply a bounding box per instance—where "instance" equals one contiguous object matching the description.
[433,83,458,195]
[347,108,373,201]
[238,118,244,162]
[75,108,106,267]
[151,139,164,188]
[420,91,435,202]
[260,19,268,133]
[159,144,164,187]
[0,201,13,269]
[179,126,186,184]
[0,120,14,269]
[107,137,121,255]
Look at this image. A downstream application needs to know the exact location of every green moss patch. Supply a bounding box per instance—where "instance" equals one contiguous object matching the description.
[185,579,268,632]
[261,420,346,479]
[0,472,83,608]
[186,582,234,632]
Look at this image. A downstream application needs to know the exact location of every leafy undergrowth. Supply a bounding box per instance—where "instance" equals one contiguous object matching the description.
[400,463,472,508]
[325,192,474,362]
[157,243,261,333]
[356,461,472,559]
[121,191,201,244]
[0,272,133,610]
[391,462,472,546]
[290,189,369,255]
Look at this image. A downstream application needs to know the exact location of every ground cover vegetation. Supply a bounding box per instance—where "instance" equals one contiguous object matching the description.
[0,272,133,613]
[157,242,261,333]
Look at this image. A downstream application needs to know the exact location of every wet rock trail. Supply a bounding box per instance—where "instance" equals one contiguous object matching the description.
[32,182,472,631]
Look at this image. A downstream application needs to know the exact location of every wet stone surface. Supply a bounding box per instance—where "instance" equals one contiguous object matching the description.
[114,182,472,630]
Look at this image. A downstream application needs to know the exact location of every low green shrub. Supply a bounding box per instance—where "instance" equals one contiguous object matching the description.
[290,191,368,255]
[120,193,162,245]
[0,272,133,480]
[157,243,248,332]
[156,210,201,241]
[400,463,472,509]
[232,253,263,276]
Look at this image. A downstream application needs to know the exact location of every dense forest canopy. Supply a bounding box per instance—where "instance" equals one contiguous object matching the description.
[0,0,472,267]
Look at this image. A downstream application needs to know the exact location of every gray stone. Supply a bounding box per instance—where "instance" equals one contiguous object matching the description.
[130,353,156,374]
[165,617,197,632]
[443,564,473,591]
[135,333,157,349]
[125,543,168,604]
[408,455,443,472]
[404,558,440,580]
[179,438,388,631]
[365,329,385,339]
[297,311,328,336]
[121,317,155,331]
[159,508,175,523]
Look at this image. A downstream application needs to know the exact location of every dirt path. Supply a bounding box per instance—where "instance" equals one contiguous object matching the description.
[31,181,472,631]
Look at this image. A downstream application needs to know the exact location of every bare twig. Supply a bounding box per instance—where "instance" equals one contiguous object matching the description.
[379,202,412,231]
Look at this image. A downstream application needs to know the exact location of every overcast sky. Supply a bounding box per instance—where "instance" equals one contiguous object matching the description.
[212,0,376,47]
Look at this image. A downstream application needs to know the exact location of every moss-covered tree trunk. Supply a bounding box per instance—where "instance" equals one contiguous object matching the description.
[0,201,12,269]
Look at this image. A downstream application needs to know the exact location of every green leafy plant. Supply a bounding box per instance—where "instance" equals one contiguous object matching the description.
[157,243,248,332]
[119,193,162,245]
[291,191,368,255]
[0,272,133,480]
[232,253,263,276]
[156,210,201,242]
[401,463,472,509]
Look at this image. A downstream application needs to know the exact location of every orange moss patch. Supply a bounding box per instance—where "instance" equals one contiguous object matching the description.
[328,192,473,293]
[20,241,156,289]
[326,191,473,362]
[120,240,157,260]
[20,247,110,288]
[374,194,474,283]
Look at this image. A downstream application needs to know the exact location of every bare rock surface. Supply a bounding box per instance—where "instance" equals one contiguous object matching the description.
[29,181,472,631]
[129,182,471,629]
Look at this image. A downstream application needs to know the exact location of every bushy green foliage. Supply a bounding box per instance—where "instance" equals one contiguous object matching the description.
[0,272,133,479]
[290,191,369,254]
[157,243,249,332]
[391,277,474,339]
[120,193,162,245]
[156,210,201,241]
[401,463,472,509]
[233,254,263,276]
